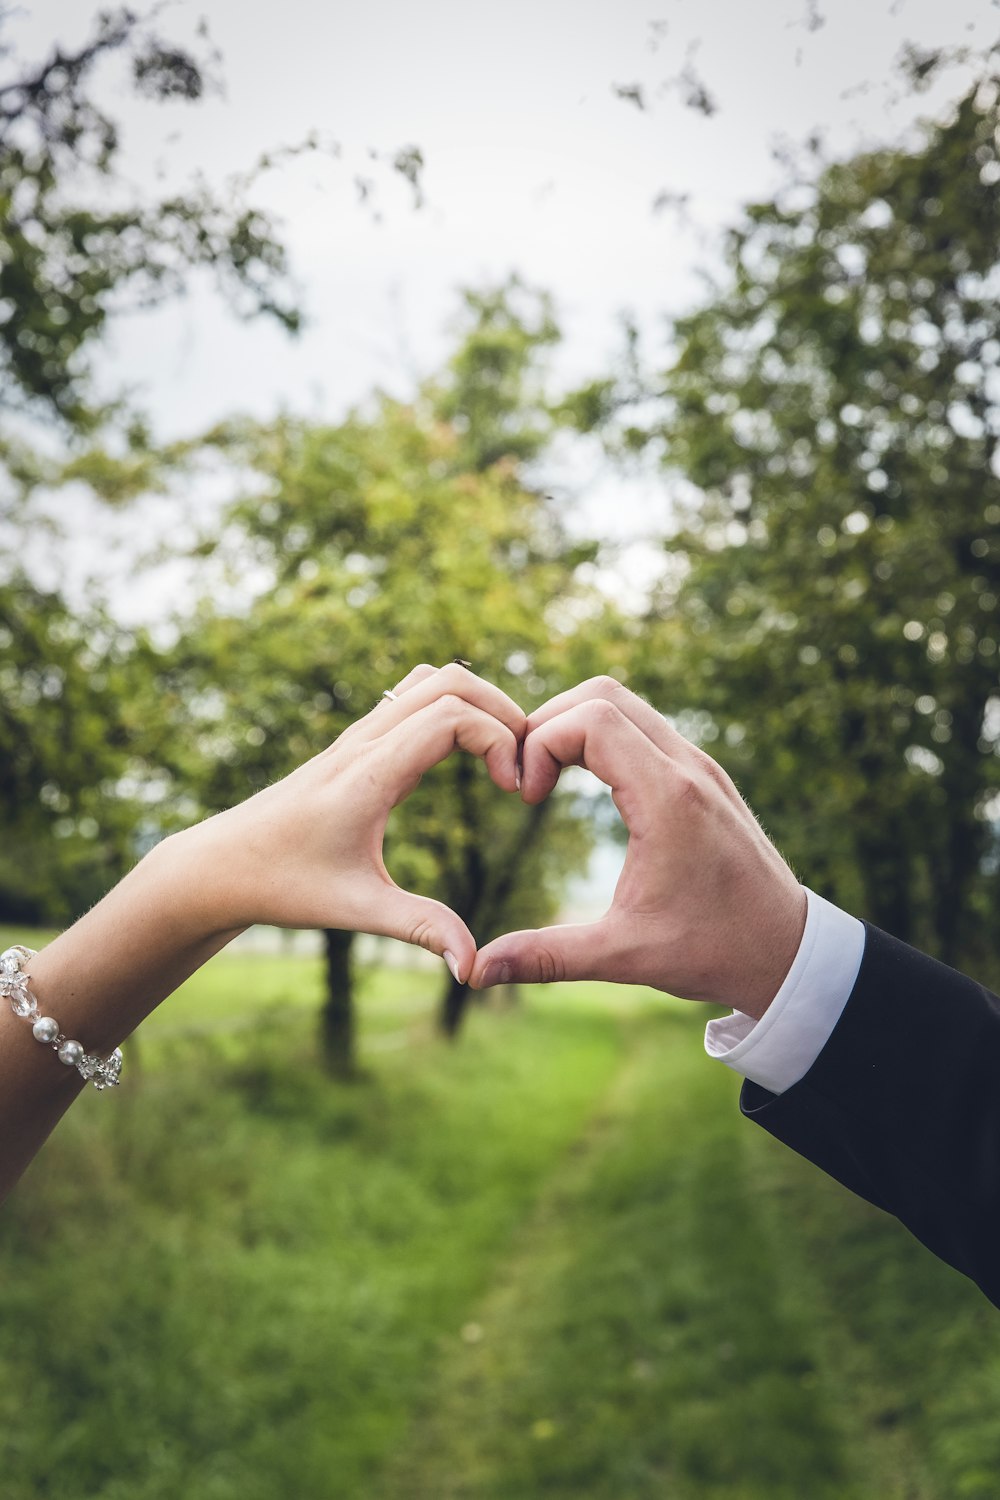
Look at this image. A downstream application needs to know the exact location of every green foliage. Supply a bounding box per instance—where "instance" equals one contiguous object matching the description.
[148,284,627,1043]
[0,7,299,433]
[0,578,153,920]
[0,5,321,921]
[629,68,1000,968]
[432,278,560,470]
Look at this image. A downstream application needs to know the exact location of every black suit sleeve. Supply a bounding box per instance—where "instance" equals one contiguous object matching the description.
[740,922,1000,1307]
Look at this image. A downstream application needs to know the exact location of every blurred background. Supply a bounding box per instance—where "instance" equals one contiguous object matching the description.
[2,2,999,1496]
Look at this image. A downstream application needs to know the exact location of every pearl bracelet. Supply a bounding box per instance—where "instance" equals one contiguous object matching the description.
[1,945,123,1090]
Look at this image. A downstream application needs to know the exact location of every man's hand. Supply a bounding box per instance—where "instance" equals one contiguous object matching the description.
[470,678,806,1019]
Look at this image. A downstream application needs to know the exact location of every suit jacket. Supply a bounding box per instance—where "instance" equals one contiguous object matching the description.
[741,922,1000,1308]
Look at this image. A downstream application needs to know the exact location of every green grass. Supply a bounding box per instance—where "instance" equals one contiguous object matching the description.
[2,940,999,1499]
[378,1017,1000,1500]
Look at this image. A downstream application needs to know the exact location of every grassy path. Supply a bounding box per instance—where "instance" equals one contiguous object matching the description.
[0,980,630,1500]
[4,946,1000,1498]
[377,1006,998,1500]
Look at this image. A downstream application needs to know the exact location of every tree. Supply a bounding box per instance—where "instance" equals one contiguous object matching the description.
[0,6,302,441]
[0,5,311,915]
[0,6,426,923]
[151,285,624,1070]
[626,59,1000,974]
[0,577,141,921]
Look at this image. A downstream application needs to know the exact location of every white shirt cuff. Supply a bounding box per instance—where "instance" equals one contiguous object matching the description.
[703,888,866,1095]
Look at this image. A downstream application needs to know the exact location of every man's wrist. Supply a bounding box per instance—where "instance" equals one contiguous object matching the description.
[735,881,809,1022]
[705,890,866,1094]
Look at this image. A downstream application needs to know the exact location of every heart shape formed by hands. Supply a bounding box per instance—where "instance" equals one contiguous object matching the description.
[187,662,806,1020]
[346,666,806,1018]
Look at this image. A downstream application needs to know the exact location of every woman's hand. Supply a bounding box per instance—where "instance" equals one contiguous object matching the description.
[0,663,523,1197]
[171,661,525,981]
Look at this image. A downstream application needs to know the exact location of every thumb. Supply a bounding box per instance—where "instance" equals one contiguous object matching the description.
[369,883,478,985]
[470,921,609,989]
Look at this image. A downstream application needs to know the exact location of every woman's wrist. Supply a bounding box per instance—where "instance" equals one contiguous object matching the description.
[24,831,244,1059]
[147,819,253,941]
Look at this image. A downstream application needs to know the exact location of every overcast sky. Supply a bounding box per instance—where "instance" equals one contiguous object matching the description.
[17,0,998,437]
[8,0,998,625]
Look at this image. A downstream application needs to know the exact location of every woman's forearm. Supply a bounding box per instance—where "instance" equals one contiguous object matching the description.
[0,829,242,1200]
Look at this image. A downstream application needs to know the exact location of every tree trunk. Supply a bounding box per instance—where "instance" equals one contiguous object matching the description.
[321,927,356,1076]
[436,757,489,1037]
[857,816,915,945]
[437,796,553,1037]
[840,702,916,944]
[936,811,977,968]
[441,973,469,1038]
[933,693,989,968]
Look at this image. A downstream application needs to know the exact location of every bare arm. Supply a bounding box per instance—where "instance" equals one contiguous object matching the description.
[1,663,525,1200]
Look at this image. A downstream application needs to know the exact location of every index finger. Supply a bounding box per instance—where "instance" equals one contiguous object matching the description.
[363,662,527,746]
[520,698,665,820]
[376,694,521,800]
[526,676,697,764]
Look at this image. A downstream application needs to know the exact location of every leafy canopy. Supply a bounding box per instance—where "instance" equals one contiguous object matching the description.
[629,63,1000,967]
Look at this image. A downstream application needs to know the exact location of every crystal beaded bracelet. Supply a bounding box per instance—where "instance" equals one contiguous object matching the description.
[1,945,123,1090]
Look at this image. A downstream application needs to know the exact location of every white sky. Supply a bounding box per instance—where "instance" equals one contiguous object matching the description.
[16,0,999,439]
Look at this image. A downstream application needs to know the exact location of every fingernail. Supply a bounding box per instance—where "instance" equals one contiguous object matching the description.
[515,767,522,791]
[482,959,511,988]
[444,950,462,984]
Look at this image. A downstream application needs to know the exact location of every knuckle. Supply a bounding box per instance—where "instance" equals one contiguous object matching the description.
[407,915,436,952]
[672,768,708,811]
[590,674,624,700]
[690,743,725,782]
[586,697,624,730]
[535,946,565,984]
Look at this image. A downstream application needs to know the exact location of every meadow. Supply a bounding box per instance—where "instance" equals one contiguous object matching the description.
[1,937,997,1499]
